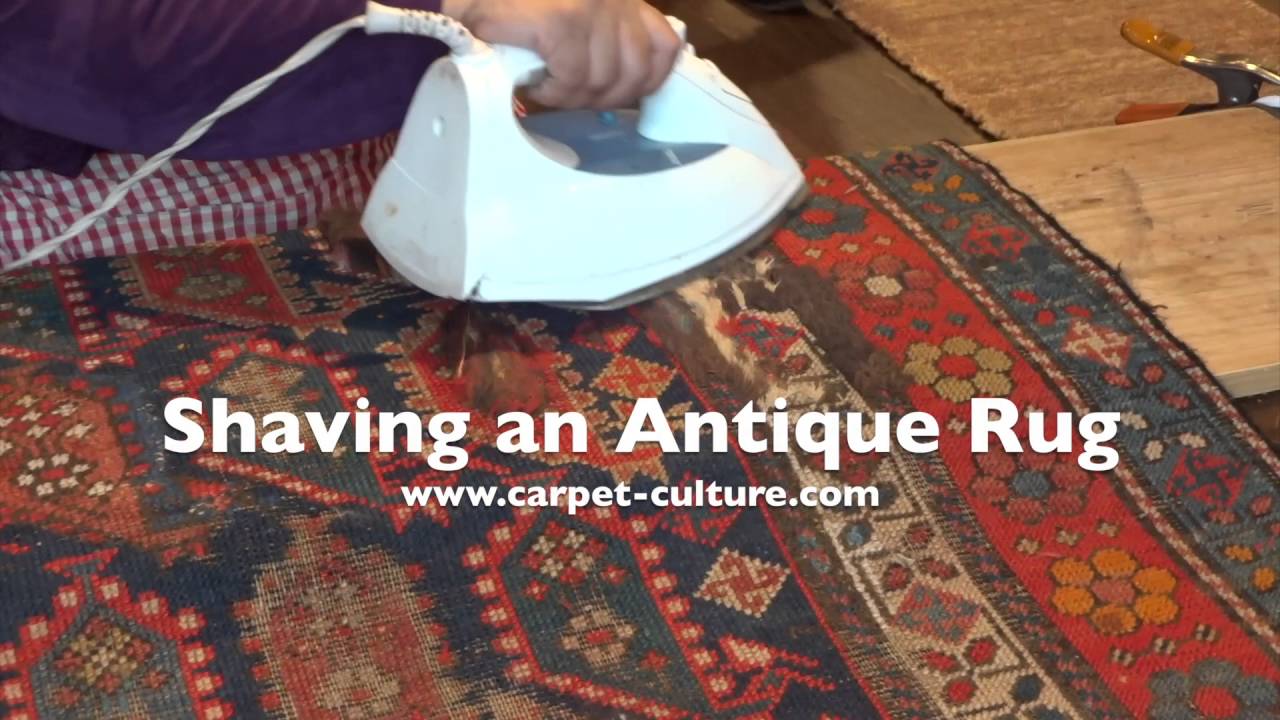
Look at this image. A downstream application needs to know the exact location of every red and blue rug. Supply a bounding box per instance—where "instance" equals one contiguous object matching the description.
[0,144,1276,719]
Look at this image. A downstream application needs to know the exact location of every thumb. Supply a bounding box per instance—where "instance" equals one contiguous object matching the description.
[442,0,541,50]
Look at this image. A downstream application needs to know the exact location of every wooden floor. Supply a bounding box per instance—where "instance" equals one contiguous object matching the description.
[652,0,987,155]
[661,0,1280,446]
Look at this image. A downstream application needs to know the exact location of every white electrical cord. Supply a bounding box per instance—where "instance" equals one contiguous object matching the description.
[6,2,477,271]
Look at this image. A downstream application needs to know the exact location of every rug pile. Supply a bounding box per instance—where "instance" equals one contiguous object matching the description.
[0,144,1276,718]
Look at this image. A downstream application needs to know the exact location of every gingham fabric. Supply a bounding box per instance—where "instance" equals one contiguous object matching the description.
[0,134,398,269]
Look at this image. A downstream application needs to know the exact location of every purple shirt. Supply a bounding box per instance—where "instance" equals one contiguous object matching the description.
[0,0,446,176]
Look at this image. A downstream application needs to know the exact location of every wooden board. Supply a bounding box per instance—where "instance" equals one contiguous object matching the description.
[969,108,1280,397]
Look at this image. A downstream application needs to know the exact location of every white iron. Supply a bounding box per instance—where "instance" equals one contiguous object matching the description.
[8,2,806,310]
[361,5,807,308]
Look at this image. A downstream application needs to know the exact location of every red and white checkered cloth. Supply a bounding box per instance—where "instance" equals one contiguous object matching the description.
[0,134,398,269]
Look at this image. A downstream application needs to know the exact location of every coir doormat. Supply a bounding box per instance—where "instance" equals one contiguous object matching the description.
[0,144,1276,719]
[832,0,1280,138]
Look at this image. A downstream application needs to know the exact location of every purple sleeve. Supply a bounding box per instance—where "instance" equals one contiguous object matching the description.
[0,0,447,171]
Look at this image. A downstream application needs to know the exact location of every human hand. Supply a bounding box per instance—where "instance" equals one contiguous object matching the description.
[440,0,683,109]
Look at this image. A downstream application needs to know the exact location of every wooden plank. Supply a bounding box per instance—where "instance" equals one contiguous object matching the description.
[969,108,1280,397]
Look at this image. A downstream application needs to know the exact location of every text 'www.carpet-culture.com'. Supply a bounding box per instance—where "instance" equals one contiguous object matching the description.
[400,481,879,515]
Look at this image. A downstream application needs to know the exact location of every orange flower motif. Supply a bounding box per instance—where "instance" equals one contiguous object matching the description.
[1050,549,1179,636]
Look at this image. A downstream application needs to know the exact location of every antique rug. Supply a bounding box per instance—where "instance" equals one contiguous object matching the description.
[1,144,1278,719]
[832,0,1280,138]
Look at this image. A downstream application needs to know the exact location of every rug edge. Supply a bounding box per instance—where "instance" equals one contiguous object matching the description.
[929,140,1280,462]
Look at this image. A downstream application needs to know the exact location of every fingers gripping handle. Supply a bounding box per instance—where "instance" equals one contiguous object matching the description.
[366,5,691,95]
[364,1,477,54]
[492,45,549,88]
[363,2,547,85]
[487,15,689,93]
[362,1,758,149]
[666,17,689,43]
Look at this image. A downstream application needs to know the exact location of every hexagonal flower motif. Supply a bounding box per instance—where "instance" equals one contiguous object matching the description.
[1149,659,1279,720]
[970,448,1091,525]
[835,254,938,315]
[1050,549,1179,636]
[903,337,1013,403]
[790,195,868,241]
